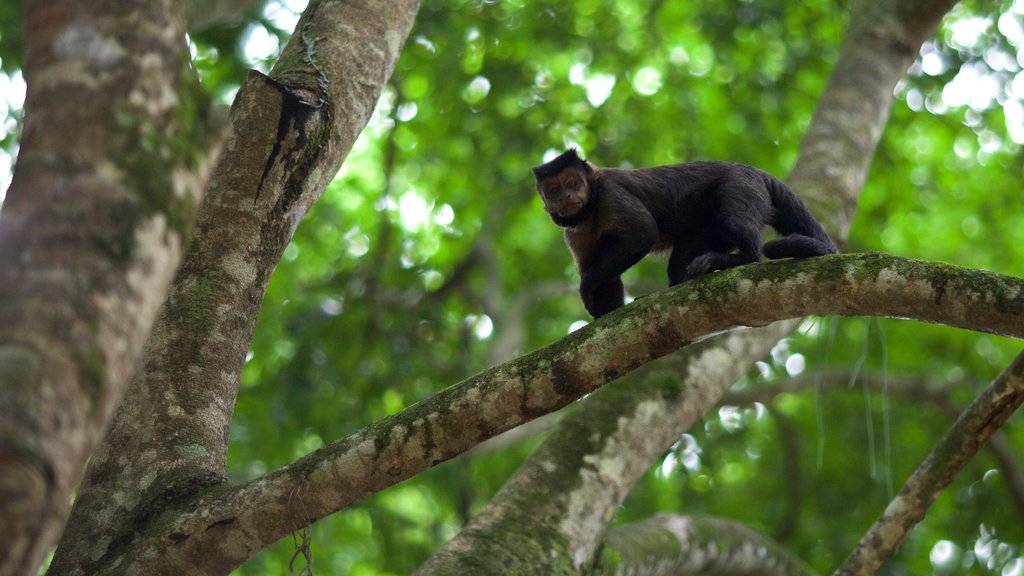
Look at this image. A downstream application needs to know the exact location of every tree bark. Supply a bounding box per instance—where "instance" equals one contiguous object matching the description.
[593,514,818,576]
[415,0,958,570]
[0,1,217,573]
[90,252,1018,576]
[46,1,419,575]
[414,322,800,575]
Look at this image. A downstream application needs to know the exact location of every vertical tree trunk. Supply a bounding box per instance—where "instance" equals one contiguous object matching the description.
[0,1,217,574]
[46,2,420,574]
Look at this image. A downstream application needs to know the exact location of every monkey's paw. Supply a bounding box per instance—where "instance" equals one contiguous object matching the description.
[685,254,714,277]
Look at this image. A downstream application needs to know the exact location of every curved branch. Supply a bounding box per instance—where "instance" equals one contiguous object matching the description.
[415,321,801,574]
[593,514,818,576]
[834,350,1024,576]
[140,254,1024,575]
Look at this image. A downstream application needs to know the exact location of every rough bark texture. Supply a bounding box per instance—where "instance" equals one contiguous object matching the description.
[786,0,955,236]
[594,514,818,576]
[114,253,1021,576]
[0,1,217,574]
[834,350,1024,576]
[44,2,419,575]
[415,0,958,570]
[415,322,801,575]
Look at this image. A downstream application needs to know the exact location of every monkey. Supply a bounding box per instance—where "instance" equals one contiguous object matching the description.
[532,148,838,318]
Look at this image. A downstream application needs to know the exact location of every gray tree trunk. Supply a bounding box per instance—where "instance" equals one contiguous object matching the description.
[0,1,217,573]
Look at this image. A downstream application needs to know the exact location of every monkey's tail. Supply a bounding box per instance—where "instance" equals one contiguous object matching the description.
[762,177,838,259]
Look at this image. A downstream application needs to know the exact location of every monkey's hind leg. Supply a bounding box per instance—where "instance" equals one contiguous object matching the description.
[684,220,763,278]
[762,234,836,259]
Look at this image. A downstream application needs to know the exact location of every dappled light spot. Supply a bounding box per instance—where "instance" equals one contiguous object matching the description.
[462,76,491,105]
[241,24,278,69]
[631,66,662,96]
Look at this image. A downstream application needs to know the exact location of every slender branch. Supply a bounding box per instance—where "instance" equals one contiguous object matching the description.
[185,0,260,30]
[726,370,1024,518]
[723,370,952,407]
[364,81,402,319]
[593,514,819,576]
[833,350,1024,576]
[768,405,804,543]
[986,433,1024,517]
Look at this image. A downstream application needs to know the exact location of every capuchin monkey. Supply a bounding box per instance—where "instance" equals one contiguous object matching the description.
[532,148,838,318]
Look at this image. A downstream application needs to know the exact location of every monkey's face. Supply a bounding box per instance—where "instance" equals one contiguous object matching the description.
[537,168,590,220]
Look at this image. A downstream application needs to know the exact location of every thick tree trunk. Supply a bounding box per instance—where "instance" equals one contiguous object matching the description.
[0,1,217,574]
[46,1,419,575]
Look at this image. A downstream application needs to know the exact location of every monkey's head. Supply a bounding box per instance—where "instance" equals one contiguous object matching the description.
[532,148,594,226]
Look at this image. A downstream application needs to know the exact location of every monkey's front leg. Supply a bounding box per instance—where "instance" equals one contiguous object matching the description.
[580,275,624,318]
[579,233,653,318]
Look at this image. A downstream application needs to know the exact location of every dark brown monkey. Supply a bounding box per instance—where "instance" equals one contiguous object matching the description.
[532,148,837,318]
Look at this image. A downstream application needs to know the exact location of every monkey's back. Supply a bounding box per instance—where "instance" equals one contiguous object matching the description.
[596,162,775,249]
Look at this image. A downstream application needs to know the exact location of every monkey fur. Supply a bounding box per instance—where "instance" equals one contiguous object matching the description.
[532,148,838,318]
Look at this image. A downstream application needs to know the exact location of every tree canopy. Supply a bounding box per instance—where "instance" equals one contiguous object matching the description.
[1,0,1022,574]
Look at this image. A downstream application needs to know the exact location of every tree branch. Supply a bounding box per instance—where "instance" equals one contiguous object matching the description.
[415,321,801,574]
[593,514,819,576]
[833,349,1024,576]
[787,0,955,238]
[185,0,260,30]
[128,253,1024,576]
[727,371,1024,527]
[768,405,805,543]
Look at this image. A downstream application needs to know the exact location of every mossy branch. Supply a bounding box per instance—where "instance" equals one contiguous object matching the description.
[142,253,1022,574]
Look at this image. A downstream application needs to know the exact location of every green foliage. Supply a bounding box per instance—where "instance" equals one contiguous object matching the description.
[223,0,1024,573]
[3,0,1023,572]
[0,0,22,73]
